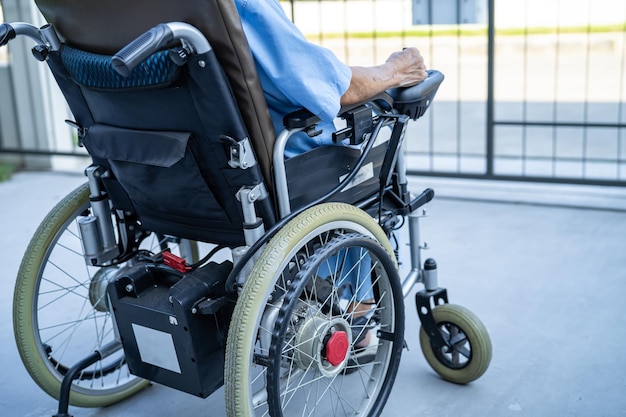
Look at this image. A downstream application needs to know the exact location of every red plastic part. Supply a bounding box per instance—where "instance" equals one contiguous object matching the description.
[325,331,349,366]
[162,250,191,273]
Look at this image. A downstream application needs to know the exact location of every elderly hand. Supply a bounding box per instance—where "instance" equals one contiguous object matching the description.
[341,47,429,105]
[385,47,428,88]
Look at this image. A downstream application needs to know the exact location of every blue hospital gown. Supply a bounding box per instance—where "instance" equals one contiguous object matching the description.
[235,0,352,158]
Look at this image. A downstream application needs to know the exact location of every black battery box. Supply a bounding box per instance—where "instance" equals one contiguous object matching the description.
[107,260,233,398]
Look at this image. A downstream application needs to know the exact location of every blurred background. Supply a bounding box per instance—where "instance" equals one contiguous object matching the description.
[1,0,625,186]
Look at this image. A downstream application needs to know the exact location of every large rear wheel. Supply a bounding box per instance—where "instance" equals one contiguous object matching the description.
[13,183,197,407]
[225,203,404,417]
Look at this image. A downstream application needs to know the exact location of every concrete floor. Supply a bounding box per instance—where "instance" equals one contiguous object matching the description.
[1,171,625,417]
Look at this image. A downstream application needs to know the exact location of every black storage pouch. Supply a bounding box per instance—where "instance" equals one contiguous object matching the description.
[83,124,232,228]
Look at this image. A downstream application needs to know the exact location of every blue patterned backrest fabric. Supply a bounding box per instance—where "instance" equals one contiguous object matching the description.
[60,45,180,90]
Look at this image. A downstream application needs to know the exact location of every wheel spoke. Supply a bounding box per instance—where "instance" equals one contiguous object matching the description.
[55,240,87,258]
[37,279,88,310]
[46,259,90,291]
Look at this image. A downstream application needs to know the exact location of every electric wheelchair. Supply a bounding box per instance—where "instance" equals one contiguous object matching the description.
[1,1,492,416]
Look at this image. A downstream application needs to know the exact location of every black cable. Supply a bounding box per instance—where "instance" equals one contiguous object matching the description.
[188,244,227,270]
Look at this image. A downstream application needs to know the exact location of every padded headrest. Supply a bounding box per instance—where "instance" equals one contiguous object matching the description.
[35,0,276,185]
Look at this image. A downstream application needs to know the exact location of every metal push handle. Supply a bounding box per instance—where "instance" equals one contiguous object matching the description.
[0,23,16,47]
[111,22,211,77]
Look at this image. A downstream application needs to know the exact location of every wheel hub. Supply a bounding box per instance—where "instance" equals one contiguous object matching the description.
[295,315,352,377]
[325,331,349,366]
[88,267,120,312]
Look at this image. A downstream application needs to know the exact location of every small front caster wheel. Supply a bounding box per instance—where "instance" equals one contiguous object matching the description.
[419,304,491,384]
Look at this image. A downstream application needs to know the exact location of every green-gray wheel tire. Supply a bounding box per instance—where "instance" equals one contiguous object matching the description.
[419,303,492,384]
[13,183,149,407]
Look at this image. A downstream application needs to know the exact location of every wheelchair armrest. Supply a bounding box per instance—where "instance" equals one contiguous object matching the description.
[283,91,394,131]
[283,108,321,129]
[387,69,444,120]
[338,92,394,116]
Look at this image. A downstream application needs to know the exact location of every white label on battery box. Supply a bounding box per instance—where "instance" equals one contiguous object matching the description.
[132,323,181,374]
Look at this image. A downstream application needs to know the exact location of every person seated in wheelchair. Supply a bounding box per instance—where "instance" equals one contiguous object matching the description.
[235,0,428,158]
[4,1,492,416]
[236,0,428,348]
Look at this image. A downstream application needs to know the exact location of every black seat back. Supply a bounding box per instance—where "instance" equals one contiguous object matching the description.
[35,0,276,184]
[37,4,276,245]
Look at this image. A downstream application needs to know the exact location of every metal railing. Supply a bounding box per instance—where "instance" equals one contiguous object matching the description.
[287,0,626,186]
[484,0,626,186]
[1,0,625,186]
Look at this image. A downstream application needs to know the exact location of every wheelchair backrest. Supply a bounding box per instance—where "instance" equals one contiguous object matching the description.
[36,0,276,183]
[35,0,276,246]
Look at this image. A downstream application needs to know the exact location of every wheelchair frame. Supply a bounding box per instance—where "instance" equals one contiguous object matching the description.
[1,19,491,417]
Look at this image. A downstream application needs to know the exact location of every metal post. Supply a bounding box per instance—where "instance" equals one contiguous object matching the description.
[401,211,423,298]
[486,0,495,177]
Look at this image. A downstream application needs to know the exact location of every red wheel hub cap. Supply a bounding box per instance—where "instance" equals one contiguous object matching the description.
[325,331,349,366]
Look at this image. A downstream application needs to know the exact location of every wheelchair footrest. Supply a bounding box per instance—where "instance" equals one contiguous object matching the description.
[409,188,435,212]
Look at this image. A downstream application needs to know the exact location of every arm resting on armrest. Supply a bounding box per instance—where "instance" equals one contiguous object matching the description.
[340,47,427,106]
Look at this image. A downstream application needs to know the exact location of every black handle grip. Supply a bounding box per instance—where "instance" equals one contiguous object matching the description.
[0,23,16,47]
[387,70,445,104]
[386,70,445,119]
[111,23,174,77]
